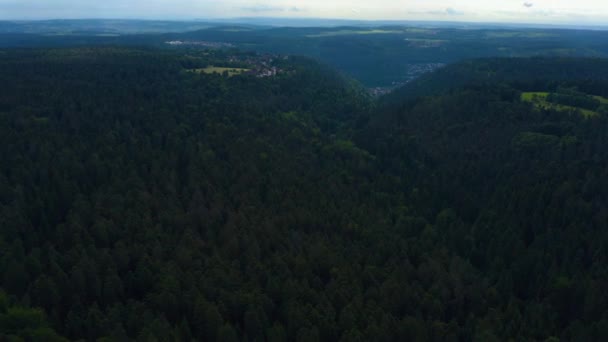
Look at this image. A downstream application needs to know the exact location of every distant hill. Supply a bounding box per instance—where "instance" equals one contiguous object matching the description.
[2,23,608,87]
[0,19,217,34]
[382,57,608,105]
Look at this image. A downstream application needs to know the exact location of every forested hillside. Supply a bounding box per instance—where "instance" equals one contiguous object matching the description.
[380,57,608,104]
[362,62,608,341]
[1,48,608,341]
[2,24,608,88]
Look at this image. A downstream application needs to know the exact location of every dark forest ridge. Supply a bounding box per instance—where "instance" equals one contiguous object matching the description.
[2,21,608,88]
[2,47,608,340]
[2,18,608,32]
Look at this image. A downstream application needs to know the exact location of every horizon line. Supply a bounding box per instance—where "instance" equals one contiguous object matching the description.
[1,17,608,30]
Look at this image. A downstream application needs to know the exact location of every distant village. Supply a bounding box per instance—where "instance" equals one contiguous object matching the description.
[165,40,235,48]
[180,47,288,78]
[167,40,443,87]
[368,63,445,97]
[227,54,285,78]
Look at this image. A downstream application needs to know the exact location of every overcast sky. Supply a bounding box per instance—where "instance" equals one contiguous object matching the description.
[1,0,608,24]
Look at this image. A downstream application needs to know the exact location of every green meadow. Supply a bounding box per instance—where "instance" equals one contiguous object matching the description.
[521,92,606,117]
[188,66,250,76]
[306,29,400,38]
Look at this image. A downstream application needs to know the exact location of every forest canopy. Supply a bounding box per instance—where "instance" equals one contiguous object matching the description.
[1,48,608,341]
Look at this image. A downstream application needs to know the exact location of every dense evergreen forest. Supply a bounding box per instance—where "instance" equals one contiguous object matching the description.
[2,23,608,87]
[1,47,608,341]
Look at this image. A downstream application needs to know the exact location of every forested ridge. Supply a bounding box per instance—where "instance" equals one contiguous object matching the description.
[3,24,608,88]
[1,48,608,341]
[380,57,608,105]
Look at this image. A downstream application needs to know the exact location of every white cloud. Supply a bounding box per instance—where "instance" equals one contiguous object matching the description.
[0,0,607,24]
[445,8,464,16]
[241,4,303,13]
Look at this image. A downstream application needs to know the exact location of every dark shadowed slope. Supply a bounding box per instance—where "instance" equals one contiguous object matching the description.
[2,49,608,340]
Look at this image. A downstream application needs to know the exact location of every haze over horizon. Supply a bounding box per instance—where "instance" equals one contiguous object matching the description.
[1,0,608,26]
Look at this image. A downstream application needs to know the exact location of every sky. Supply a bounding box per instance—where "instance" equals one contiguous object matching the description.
[1,0,608,25]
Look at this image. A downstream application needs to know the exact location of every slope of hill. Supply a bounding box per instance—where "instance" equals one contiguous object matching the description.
[380,57,608,105]
[2,48,608,341]
[360,59,608,341]
[2,24,608,88]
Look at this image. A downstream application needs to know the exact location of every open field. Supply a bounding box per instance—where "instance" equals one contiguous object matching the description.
[521,92,603,117]
[594,95,608,104]
[220,28,254,32]
[306,29,401,38]
[404,38,447,48]
[188,66,250,76]
[521,92,549,102]
[404,38,447,43]
[485,31,555,38]
[404,28,437,34]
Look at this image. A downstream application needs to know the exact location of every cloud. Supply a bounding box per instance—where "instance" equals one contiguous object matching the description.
[445,7,464,16]
[1,0,607,24]
[241,5,283,13]
[241,4,303,13]
[410,8,464,16]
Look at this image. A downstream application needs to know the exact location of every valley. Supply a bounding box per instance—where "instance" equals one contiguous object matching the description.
[2,19,608,341]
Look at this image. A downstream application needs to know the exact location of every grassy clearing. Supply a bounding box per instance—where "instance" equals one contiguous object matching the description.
[593,95,608,105]
[220,28,253,32]
[404,28,435,34]
[486,31,555,38]
[521,92,601,117]
[521,92,549,102]
[405,38,446,43]
[306,30,400,38]
[540,48,578,56]
[188,66,250,76]
[404,38,447,48]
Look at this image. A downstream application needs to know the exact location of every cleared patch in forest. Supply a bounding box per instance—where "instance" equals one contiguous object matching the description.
[404,38,447,48]
[306,29,400,38]
[521,92,607,117]
[404,28,437,34]
[594,95,608,105]
[188,66,250,76]
[485,31,555,38]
